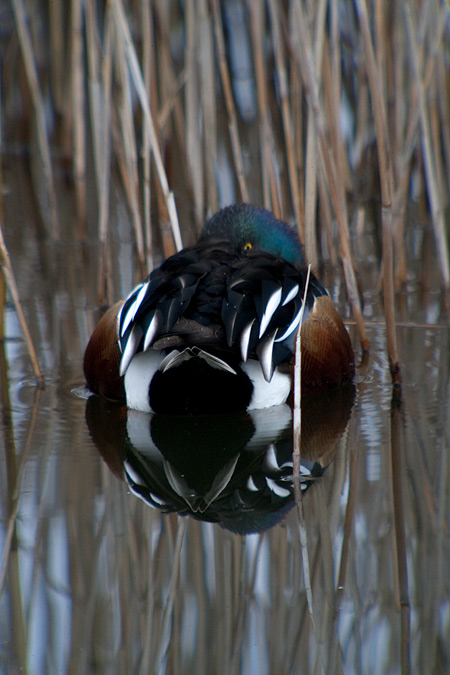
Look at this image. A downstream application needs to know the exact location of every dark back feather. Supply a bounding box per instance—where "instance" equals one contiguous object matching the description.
[118,237,327,378]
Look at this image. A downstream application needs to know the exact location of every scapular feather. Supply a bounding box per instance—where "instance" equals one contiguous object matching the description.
[120,324,143,376]
[259,284,283,337]
[282,283,299,306]
[256,330,277,382]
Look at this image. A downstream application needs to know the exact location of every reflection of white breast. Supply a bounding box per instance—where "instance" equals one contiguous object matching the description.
[124,350,162,413]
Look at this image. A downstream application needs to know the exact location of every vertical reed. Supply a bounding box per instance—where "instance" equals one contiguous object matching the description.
[355,0,399,380]
[211,0,249,203]
[11,0,58,238]
[0,224,43,385]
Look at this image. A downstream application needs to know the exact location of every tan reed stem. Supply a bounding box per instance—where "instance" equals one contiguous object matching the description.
[85,2,114,304]
[211,0,249,203]
[355,0,399,380]
[141,0,154,271]
[70,0,87,233]
[11,0,58,238]
[293,0,369,354]
[268,0,303,238]
[112,0,183,252]
[0,223,44,386]
[199,0,218,217]
[293,264,311,471]
[250,0,281,215]
[404,4,450,289]
[185,0,205,226]
[114,14,145,271]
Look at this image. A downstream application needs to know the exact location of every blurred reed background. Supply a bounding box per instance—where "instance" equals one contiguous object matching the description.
[1,2,450,674]
[1,0,449,381]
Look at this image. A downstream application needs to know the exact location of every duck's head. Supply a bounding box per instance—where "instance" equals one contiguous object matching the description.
[200,204,304,265]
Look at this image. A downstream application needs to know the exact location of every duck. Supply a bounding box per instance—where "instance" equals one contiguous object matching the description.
[84,204,354,414]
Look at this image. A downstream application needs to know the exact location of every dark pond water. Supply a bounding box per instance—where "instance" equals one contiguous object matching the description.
[1,158,449,674]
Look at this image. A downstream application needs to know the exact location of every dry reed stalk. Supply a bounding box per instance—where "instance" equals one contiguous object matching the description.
[383,7,397,182]
[141,0,154,271]
[392,11,404,178]
[185,0,205,226]
[0,223,43,385]
[113,15,146,272]
[48,0,65,127]
[145,8,180,264]
[95,7,113,236]
[374,0,386,98]
[404,6,449,290]
[293,0,368,354]
[328,0,351,193]
[437,54,450,201]
[293,265,311,473]
[304,115,319,269]
[112,0,183,252]
[199,0,218,218]
[354,76,370,171]
[399,18,443,165]
[99,11,114,294]
[211,0,249,203]
[430,77,445,219]
[0,271,5,343]
[321,69,352,269]
[376,5,406,290]
[318,166,336,265]
[390,13,407,288]
[157,70,188,131]
[302,1,322,266]
[392,1,446,264]
[153,0,189,179]
[303,0,328,268]
[85,2,114,303]
[287,8,305,243]
[355,0,398,378]
[11,0,58,239]
[70,0,86,233]
[250,0,281,215]
[154,172,177,260]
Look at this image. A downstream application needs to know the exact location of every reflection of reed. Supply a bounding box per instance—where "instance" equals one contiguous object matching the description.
[0,355,449,672]
[389,387,411,673]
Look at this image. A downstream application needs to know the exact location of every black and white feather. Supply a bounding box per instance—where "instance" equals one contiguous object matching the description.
[117,239,327,381]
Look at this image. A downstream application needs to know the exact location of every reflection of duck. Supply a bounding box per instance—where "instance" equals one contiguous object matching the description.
[84,204,354,414]
[86,384,355,534]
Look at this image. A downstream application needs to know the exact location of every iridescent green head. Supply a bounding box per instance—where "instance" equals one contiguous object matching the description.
[201,204,304,265]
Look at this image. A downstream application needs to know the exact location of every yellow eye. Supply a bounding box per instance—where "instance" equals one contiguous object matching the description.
[242,242,253,252]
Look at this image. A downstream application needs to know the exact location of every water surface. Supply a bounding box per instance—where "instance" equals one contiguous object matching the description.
[1,158,449,674]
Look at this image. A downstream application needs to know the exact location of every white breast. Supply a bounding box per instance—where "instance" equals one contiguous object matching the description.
[241,360,291,409]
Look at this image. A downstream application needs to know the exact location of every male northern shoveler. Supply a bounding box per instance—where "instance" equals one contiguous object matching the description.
[84,204,354,414]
